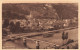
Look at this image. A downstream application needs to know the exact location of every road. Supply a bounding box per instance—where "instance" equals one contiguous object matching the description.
[2,28,78,49]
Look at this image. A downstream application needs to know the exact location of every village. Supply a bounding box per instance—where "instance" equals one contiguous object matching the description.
[2,11,78,34]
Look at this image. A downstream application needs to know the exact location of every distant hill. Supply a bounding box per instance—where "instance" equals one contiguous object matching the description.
[2,3,78,20]
[52,3,78,19]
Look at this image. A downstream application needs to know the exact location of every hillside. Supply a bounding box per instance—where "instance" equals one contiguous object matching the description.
[2,3,78,19]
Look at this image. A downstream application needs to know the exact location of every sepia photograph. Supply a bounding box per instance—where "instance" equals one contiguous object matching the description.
[2,3,78,49]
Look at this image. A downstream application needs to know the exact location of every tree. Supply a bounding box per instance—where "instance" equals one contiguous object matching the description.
[3,19,9,28]
[9,22,15,33]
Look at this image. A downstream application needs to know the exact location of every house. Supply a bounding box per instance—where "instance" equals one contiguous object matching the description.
[63,19,71,27]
